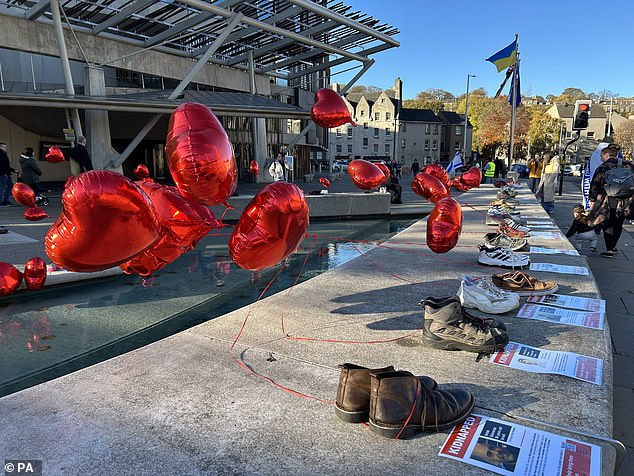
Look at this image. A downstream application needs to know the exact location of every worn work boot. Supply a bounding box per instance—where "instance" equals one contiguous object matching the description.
[420,297,510,354]
[335,363,437,423]
[421,296,507,330]
[368,370,474,439]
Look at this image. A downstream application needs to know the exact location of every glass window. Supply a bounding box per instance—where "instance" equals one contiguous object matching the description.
[347,144,352,153]
[455,141,461,150]
[374,128,380,137]
[336,129,341,137]
[455,126,462,135]
[424,139,430,150]
[381,98,385,103]
[386,128,391,136]
[348,127,353,137]
[401,139,406,148]
[375,112,380,121]
[336,145,342,153]
[386,112,392,120]
[360,110,365,116]
[385,143,390,154]
[363,122,368,129]
[373,144,379,153]
[401,123,406,132]
[433,124,438,134]
[425,124,430,134]
[433,140,438,150]
[587,131,595,138]
[363,138,368,147]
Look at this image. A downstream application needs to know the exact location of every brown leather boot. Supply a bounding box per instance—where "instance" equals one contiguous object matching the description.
[335,363,437,423]
[368,370,474,439]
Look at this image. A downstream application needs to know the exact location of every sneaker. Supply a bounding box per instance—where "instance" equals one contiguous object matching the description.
[419,297,510,354]
[489,198,517,209]
[499,222,530,238]
[458,276,520,314]
[497,189,517,200]
[488,206,521,219]
[423,295,507,330]
[484,232,528,251]
[478,245,529,268]
[601,251,614,258]
[502,218,530,233]
[590,246,597,252]
[491,271,558,296]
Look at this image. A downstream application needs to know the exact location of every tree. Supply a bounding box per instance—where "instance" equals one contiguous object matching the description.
[556,87,587,104]
[403,88,455,114]
[347,85,383,95]
[527,106,561,153]
[614,120,634,160]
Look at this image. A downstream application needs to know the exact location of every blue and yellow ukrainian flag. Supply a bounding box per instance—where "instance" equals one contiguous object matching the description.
[486,40,517,72]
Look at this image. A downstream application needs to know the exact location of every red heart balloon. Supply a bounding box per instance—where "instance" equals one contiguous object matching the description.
[45,170,162,272]
[133,164,150,179]
[319,177,330,188]
[24,206,48,221]
[422,164,450,191]
[166,102,238,206]
[229,182,309,271]
[348,160,386,190]
[24,257,47,290]
[459,167,482,189]
[411,172,450,203]
[45,146,65,163]
[376,163,391,179]
[449,178,471,191]
[427,197,463,254]
[12,183,36,207]
[310,88,356,128]
[0,262,22,295]
[249,160,259,176]
[120,181,218,276]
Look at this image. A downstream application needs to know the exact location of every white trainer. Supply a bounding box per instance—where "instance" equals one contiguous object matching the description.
[458,275,520,314]
[478,245,530,268]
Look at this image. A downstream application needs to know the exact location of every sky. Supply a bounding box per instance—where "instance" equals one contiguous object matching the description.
[334,0,634,101]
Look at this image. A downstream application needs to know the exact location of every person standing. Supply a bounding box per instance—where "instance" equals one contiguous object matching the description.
[0,142,15,206]
[19,147,42,195]
[268,153,289,182]
[483,158,496,184]
[536,152,558,214]
[527,153,543,193]
[69,136,93,173]
[410,158,420,175]
[588,144,634,257]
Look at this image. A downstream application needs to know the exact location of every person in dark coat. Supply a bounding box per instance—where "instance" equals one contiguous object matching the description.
[0,142,16,205]
[19,147,42,195]
[410,158,420,175]
[69,136,93,173]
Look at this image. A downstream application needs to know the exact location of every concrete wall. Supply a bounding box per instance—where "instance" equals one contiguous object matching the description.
[0,14,271,95]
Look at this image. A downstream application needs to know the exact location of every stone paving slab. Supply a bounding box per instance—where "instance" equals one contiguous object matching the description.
[0,185,618,475]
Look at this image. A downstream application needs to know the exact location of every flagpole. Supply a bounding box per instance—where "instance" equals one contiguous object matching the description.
[463,74,476,163]
[508,34,519,170]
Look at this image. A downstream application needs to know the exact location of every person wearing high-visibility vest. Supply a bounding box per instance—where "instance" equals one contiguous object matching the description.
[483,159,496,184]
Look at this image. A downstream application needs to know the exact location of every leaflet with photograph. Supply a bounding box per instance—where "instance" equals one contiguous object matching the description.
[516,304,604,330]
[530,231,564,239]
[490,342,603,385]
[529,246,579,256]
[529,263,589,275]
[439,414,601,476]
[526,294,605,312]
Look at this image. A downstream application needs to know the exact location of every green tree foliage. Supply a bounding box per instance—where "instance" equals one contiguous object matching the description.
[347,85,383,95]
[556,87,587,104]
[403,88,455,114]
[527,106,561,153]
[614,120,634,160]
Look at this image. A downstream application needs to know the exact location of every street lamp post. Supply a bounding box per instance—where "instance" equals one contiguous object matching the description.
[463,74,476,162]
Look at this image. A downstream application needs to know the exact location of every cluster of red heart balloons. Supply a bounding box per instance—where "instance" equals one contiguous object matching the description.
[0,257,47,295]
[12,183,48,221]
[45,146,65,163]
[44,103,310,276]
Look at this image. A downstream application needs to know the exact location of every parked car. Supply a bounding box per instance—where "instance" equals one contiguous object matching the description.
[564,164,582,176]
[510,163,529,178]
[332,160,349,172]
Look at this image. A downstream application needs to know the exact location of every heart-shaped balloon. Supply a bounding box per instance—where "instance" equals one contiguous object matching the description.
[376,163,391,179]
[249,160,259,176]
[166,102,238,206]
[24,206,48,221]
[459,167,482,189]
[427,197,463,254]
[229,182,309,271]
[12,183,36,207]
[24,257,47,290]
[0,262,22,295]
[310,88,356,129]
[422,164,450,191]
[120,181,218,276]
[449,178,471,191]
[133,164,150,179]
[45,146,65,163]
[411,172,450,203]
[319,177,330,188]
[45,170,162,272]
[348,160,386,190]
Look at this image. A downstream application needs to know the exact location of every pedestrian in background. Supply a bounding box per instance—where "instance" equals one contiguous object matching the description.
[536,152,558,214]
[527,153,543,193]
[19,147,42,196]
[0,142,16,206]
[69,136,93,173]
[268,153,289,182]
[410,158,420,175]
[483,158,496,184]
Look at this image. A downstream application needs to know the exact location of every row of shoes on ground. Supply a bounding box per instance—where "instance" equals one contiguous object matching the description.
[478,244,530,268]
[484,231,528,251]
[458,275,520,314]
[492,271,558,296]
[335,363,475,439]
[499,221,530,238]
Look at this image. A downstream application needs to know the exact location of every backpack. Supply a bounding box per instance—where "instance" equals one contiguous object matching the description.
[604,158,634,198]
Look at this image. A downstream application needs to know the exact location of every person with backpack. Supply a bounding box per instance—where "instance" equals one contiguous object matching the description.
[588,144,634,257]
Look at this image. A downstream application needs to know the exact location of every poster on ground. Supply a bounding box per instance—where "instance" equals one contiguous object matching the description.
[439,414,601,475]
[529,263,589,275]
[526,294,605,312]
[490,342,603,384]
[529,231,564,240]
[529,246,579,256]
[516,304,604,330]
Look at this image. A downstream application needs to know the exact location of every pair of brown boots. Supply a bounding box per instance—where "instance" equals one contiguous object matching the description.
[335,363,474,439]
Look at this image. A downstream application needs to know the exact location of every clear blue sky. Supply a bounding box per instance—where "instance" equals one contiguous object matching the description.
[335,0,634,100]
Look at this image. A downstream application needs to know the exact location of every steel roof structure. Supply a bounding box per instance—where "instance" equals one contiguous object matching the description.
[3,0,399,82]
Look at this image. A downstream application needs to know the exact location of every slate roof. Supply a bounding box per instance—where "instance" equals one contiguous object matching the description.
[554,103,607,119]
[438,111,472,127]
[399,108,442,123]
